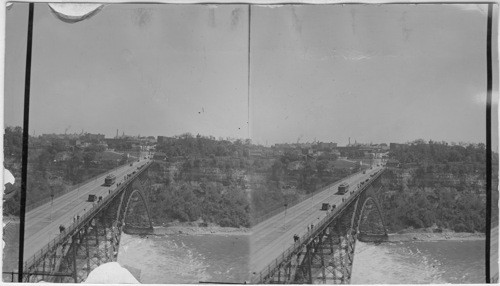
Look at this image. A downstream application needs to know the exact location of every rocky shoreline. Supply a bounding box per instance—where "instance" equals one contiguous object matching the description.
[152,224,250,236]
[387,230,485,242]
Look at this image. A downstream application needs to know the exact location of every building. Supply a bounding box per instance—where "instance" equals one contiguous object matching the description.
[153,152,168,161]
[316,142,338,150]
[390,143,406,151]
[157,136,175,145]
[81,133,105,142]
[386,159,400,168]
[330,158,360,170]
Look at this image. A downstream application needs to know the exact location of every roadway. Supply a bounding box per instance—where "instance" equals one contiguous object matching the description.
[23,152,152,262]
[249,165,385,276]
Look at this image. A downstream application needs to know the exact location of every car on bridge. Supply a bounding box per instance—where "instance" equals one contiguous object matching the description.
[104,174,116,186]
[338,183,349,195]
[87,194,97,202]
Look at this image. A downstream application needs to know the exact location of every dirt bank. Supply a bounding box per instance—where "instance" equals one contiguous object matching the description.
[388,230,485,242]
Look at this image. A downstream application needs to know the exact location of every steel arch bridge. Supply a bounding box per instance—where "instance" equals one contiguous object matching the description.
[254,170,388,284]
[22,162,155,283]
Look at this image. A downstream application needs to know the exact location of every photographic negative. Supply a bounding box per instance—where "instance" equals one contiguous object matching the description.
[3,2,498,284]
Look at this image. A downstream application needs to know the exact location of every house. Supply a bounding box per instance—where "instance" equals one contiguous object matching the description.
[330,158,359,170]
[386,159,400,168]
[54,151,71,162]
[153,152,168,161]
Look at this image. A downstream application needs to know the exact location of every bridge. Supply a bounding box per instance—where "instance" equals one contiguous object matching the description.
[19,156,155,283]
[250,166,387,284]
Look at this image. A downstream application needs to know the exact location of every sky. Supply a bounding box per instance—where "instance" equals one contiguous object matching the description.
[4,3,499,147]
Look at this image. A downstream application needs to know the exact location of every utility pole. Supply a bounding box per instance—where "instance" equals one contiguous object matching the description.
[283,203,288,231]
[283,203,288,253]
[50,194,54,223]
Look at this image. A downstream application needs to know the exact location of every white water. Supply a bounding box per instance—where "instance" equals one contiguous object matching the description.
[117,233,484,284]
[117,233,249,283]
[351,240,485,284]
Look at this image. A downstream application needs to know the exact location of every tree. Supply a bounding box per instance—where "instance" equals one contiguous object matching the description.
[316,159,329,176]
[66,152,83,183]
[83,151,97,167]
[36,150,53,176]
[4,126,23,158]
[270,160,284,182]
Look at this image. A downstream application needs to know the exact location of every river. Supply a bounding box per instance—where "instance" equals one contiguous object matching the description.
[117,234,484,284]
[117,233,250,283]
[351,239,485,284]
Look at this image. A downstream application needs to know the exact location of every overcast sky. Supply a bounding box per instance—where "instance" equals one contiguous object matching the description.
[4,3,498,147]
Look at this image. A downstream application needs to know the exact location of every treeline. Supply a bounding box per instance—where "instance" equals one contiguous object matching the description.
[271,151,350,193]
[4,127,23,215]
[3,126,128,216]
[380,140,497,233]
[251,151,357,221]
[148,179,250,227]
[147,136,251,228]
[157,133,250,158]
[381,174,485,232]
[391,139,486,166]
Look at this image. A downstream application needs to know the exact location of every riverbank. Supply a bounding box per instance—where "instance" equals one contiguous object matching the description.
[152,223,250,236]
[388,229,484,242]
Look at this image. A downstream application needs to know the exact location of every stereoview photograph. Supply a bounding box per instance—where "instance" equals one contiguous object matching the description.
[3,2,498,284]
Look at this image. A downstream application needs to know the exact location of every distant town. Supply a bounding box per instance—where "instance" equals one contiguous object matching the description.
[25,130,405,167]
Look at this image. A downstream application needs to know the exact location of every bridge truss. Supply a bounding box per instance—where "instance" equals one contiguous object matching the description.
[21,162,154,283]
[254,170,388,284]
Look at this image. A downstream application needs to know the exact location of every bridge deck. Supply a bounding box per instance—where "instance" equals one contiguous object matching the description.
[250,166,385,279]
[23,156,151,263]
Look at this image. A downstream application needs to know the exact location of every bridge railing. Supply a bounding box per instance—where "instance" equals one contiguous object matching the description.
[252,168,385,283]
[22,161,153,275]
[252,170,363,225]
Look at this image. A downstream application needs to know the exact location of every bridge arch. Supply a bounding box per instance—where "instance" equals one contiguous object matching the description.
[354,194,388,242]
[118,180,154,234]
